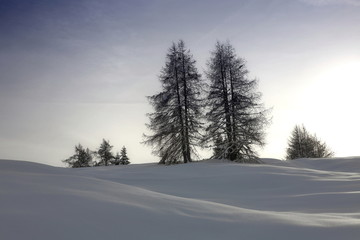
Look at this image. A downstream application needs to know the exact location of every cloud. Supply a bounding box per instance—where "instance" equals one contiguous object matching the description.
[300,0,360,6]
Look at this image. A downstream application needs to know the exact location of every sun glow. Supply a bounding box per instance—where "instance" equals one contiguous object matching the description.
[306,60,360,110]
[300,59,360,156]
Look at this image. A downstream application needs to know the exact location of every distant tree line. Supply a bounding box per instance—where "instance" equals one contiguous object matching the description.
[63,139,130,168]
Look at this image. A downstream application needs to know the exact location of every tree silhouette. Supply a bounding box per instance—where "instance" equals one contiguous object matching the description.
[63,144,93,168]
[97,139,114,166]
[144,40,203,164]
[204,41,270,162]
[120,146,130,165]
[286,125,334,160]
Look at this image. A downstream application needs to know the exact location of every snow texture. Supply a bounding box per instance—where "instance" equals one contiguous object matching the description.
[1,157,360,239]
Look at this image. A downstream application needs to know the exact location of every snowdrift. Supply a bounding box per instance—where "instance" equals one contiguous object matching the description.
[1,157,360,240]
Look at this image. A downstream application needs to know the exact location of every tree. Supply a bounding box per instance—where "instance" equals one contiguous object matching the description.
[285,125,334,160]
[63,144,93,168]
[112,152,121,165]
[144,40,203,164]
[204,41,270,162]
[120,146,130,165]
[97,139,114,166]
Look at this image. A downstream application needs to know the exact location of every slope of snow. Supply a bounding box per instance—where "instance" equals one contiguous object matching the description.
[1,158,360,240]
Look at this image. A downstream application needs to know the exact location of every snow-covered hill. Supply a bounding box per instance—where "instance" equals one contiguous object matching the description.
[1,157,360,240]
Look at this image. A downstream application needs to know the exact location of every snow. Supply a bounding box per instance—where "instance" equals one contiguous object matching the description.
[1,157,360,239]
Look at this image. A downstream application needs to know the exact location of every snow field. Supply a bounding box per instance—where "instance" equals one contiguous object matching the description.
[1,157,360,239]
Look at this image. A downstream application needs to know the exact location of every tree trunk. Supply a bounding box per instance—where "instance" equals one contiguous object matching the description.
[182,52,191,163]
[174,56,187,163]
[229,66,238,161]
[219,54,233,160]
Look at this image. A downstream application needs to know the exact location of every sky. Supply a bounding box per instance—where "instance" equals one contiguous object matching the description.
[0,0,359,166]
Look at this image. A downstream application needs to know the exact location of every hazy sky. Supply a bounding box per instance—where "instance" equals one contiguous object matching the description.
[1,0,359,166]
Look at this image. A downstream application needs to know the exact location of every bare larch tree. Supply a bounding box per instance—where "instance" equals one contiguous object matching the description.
[144,40,203,164]
[205,41,270,162]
